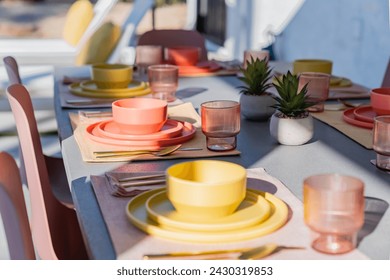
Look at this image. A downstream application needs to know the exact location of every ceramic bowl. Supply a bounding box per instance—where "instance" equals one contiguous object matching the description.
[166,160,247,220]
[371,88,390,115]
[293,59,333,75]
[165,46,200,66]
[91,63,133,89]
[112,98,167,134]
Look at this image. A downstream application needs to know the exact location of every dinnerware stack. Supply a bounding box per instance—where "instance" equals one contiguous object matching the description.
[85,98,196,148]
[342,87,390,129]
[68,63,152,99]
[125,160,289,243]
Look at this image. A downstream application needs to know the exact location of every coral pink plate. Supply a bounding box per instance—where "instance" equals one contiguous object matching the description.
[178,61,221,75]
[86,121,196,147]
[343,108,373,129]
[97,119,184,140]
[353,105,377,123]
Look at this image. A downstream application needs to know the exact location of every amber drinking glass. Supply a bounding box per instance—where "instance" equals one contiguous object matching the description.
[201,100,240,151]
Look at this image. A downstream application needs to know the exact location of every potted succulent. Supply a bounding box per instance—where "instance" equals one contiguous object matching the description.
[238,57,276,121]
[269,71,315,145]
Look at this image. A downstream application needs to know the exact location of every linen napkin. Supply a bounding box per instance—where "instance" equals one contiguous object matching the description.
[90,167,368,260]
[71,102,240,162]
[311,109,373,149]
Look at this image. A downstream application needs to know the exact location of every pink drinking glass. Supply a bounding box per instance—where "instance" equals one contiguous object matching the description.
[201,100,240,151]
[298,72,330,112]
[135,45,163,81]
[243,50,270,68]
[148,64,179,102]
[303,174,365,254]
[373,116,390,171]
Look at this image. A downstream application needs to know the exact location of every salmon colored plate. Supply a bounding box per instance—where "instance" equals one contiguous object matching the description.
[86,121,196,147]
[343,108,373,129]
[125,188,288,243]
[145,189,271,232]
[80,80,147,93]
[97,119,184,140]
[69,83,151,99]
[178,61,221,75]
[353,105,377,123]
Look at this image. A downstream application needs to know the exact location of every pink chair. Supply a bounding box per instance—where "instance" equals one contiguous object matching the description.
[3,56,73,209]
[381,58,390,87]
[0,152,35,260]
[6,84,88,260]
[137,29,208,61]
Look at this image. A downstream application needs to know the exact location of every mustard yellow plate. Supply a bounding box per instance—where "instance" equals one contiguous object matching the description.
[80,80,147,93]
[145,189,271,232]
[69,82,151,99]
[126,188,288,243]
[330,76,352,87]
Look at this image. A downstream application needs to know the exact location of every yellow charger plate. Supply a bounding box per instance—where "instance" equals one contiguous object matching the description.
[126,188,288,243]
[330,76,352,88]
[80,80,147,93]
[69,82,151,99]
[145,189,271,232]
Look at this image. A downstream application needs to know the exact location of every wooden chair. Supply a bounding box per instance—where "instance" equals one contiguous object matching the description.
[137,29,208,61]
[3,56,73,209]
[0,152,35,260]
[6,84,88,259]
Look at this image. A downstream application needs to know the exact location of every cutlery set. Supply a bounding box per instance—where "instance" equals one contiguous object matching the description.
[143,243,305,260]
[106,172,167,197]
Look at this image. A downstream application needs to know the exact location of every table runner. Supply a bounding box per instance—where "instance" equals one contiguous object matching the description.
[312,108,373,149]
[90,167,368,260]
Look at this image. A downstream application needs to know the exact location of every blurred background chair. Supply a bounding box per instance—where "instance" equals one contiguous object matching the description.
[137,29,208,62]
[6,84,88,259]
[0,151,35,260]
[3,56,73,209]
[0,0,118,66]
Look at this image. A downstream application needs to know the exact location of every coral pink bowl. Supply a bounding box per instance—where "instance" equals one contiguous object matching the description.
[165,46,200,66]
[371,88,390,115]
[112,98,168,135]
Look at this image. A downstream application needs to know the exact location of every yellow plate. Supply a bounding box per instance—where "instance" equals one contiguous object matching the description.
[330,77,352,88]
[69,82,151,99]
[126,188,288,243]
[145,189,271,232]
[80,80,147,93]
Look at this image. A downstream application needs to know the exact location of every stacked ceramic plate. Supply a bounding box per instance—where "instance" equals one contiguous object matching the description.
[69,80,152,99]
[85,98,196,148]
[343,105,376,129]
[125,187,288,243]
[125,160,288,243]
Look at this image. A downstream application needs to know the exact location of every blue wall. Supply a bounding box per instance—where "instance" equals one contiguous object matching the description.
[273,0,390,88]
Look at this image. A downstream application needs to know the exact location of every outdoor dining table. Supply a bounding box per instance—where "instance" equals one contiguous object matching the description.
[54,63,390,260]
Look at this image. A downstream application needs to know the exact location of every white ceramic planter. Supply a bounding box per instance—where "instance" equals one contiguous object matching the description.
[269,113,314,145]
[239,94,276,121]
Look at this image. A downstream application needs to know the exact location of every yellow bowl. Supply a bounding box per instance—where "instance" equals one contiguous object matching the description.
[166,160,247,220]
[91,63,133,89]
[293,59,333,75]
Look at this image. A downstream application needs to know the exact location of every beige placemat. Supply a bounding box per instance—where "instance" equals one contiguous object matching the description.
[90,168,368,260]
[311,109,373,149]
[70,102,240,162]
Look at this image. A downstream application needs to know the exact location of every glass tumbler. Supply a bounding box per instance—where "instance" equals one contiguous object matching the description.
[201,100,240,151]
[243,50,270,68]
[303,174,365,254]
[298,72,330,112]
[148,64,179,102]
[135,45,163,81]
[373,116,390,171]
